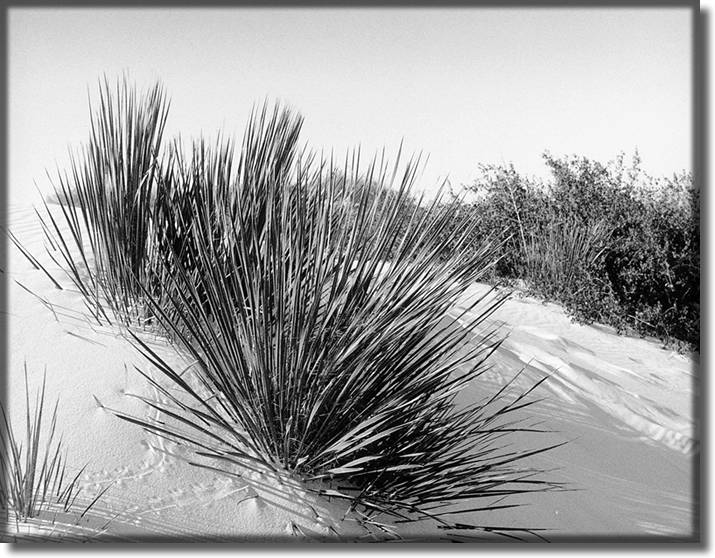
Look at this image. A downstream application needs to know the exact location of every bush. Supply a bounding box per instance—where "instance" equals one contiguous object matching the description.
[461,152,699,350]
[604,172,699,346]
[455,164,548,279]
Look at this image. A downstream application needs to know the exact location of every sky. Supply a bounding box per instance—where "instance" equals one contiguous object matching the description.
[9,7,693,206]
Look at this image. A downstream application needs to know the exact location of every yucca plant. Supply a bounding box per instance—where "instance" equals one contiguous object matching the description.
[114,105,560,540]
[1,365,111,540]
[18,78,561,540]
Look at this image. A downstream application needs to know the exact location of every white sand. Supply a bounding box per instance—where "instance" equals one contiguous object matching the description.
[449,286,695,538]
[3,203,697,541]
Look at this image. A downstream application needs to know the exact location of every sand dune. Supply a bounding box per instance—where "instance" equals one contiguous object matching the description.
[448,285,695,539]
[3,203,697,541]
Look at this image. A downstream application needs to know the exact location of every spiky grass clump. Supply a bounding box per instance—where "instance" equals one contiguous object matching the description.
[1,366,110,540]
[36,76,170,324]
[23,78,560,540]
[523,216,613,299]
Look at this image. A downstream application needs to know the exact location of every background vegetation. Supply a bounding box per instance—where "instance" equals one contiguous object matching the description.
[438,152,699,352]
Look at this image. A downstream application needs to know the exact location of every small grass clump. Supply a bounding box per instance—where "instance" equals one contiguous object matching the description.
[1,365,110,541]
[19,77,560,540]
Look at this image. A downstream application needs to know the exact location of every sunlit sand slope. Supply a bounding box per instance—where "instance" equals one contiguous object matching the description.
[449,284,696,538]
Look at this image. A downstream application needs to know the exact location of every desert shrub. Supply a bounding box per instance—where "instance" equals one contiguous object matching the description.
[603,172,699,346]
[460,152,699,350]
[19,78,559,540]
[544,153,699,347]
[459,164,548,279]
